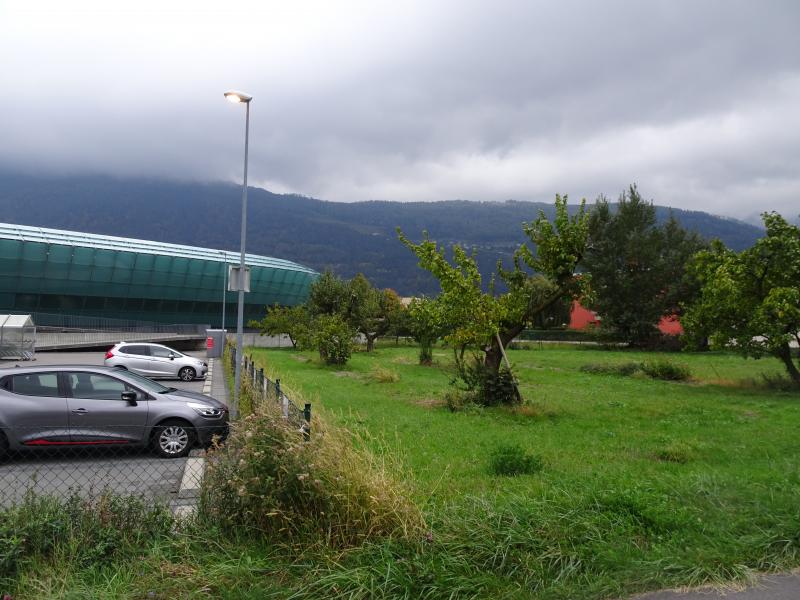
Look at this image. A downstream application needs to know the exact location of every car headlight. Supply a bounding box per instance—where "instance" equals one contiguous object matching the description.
[187,402,224,417]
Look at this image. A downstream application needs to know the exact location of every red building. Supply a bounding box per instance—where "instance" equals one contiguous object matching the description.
[568,301,683,335]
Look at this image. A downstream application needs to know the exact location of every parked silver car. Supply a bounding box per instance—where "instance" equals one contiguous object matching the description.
[105,343,207,381]
[0,365,228,458]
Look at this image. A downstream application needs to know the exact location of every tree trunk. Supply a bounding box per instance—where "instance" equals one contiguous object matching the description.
[366,334,377,352]
[419,341,433,366]
[483,324,524,375]
[776,343,800,385]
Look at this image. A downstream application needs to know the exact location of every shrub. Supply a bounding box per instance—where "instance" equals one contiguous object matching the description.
[580,362,640,376]
[313,314,355,365]
[640,359,691,381]
[489,443,544,476]
[456,356,521,406]
[200,400,423,548]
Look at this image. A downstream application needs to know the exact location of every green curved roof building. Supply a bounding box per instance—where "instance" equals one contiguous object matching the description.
[0,223,318,327]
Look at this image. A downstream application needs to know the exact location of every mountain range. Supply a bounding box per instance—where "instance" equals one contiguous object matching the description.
[0,173,765,295]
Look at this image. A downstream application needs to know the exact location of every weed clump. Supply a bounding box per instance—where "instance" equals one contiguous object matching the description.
[652,441,695,464]
[580,360,691,381]
[0,493,172,579]
[580,362,641,376]
[758,373,800,392]
[200,401,423,548]
[371,365,400,383]
[489,443,544,476]
[443,388,482,413]
[640,360,691,381]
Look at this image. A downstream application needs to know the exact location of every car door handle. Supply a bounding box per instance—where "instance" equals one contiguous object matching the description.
[71,408,88,415]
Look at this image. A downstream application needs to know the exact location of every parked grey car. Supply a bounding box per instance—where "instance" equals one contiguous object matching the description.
[0,365,228,458]
[105,343,207,381]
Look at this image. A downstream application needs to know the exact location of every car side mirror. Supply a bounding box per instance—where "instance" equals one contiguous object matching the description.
[121,391,138,406]
[169,353,176,360]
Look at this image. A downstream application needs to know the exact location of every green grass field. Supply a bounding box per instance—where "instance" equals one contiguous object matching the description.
[242,343,800,598]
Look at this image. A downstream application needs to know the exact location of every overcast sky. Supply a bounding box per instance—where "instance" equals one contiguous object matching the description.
[1,0,798,221]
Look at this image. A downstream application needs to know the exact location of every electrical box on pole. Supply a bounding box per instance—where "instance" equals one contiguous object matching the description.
[227,265,251,292]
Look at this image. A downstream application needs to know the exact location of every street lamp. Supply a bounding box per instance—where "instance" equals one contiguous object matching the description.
[224,89,252,415]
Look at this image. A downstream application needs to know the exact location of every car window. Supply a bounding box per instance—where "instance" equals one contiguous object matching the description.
[116,370,170,393]
[150,346,178,358]
[68,372,134,400]
[11,373,61,397]
[120,345,149,356]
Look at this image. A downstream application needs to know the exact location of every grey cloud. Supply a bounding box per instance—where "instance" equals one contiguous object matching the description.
[0,0,799,220]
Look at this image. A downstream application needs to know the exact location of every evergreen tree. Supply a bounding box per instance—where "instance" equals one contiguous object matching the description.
[582,185,705,346]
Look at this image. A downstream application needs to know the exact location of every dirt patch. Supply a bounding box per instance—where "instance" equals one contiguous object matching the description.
[391,355,415,365]
[333,371,362,379]
[414,397,445,409]
[291,354,310,362]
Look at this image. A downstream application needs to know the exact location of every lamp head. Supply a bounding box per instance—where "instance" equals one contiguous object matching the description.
[224,90,252,104]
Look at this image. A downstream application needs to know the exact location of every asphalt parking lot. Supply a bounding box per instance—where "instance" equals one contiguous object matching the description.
[0,349,216,509]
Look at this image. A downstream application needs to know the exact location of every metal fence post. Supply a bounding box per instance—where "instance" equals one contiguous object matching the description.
[303,403,311,441]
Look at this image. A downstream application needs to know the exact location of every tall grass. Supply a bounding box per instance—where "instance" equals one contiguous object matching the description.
[202,366,424,548]
[0,492,172,582]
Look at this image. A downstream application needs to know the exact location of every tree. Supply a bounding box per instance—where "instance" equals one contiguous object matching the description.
[407,297,448,365]
[398,195,590,403]
[307,270,350,318]
[307,270,400,353]
[348,273,389,352]
[249,304,311,349]
[313,314,355,365]
[683,212,800,385]
[381,289,409,344]
[582,186,705,346]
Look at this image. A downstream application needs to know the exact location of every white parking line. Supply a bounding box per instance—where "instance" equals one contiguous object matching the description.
[179,457,205,494]
[202,358,214,394]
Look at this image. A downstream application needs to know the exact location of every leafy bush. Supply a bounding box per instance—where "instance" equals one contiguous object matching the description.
[640,359,691,381]
[489,444,544,476]
[313,314,355,365]
[456,356,521,406]
[580,362,641,376]
[200,401,423,548]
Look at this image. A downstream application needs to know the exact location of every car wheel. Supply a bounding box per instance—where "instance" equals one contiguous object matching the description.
[178,366,196,381]
[152,420,194,458]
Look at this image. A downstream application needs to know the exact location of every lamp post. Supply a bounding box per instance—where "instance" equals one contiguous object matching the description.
[224,90,252,415]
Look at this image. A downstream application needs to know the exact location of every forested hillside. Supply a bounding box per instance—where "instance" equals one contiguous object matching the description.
[0,173,764,295]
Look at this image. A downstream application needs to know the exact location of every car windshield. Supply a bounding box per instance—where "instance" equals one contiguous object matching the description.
[117,369,171,393]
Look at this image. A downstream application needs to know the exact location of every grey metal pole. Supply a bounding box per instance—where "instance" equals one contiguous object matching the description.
[233,100,250,415]
[221,259,227,330]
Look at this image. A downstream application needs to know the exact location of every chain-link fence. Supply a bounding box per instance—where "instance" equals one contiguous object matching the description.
[0,424,224,510]
[230,345,311,439]
[0,361,228,512]
[0,348,310,512]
